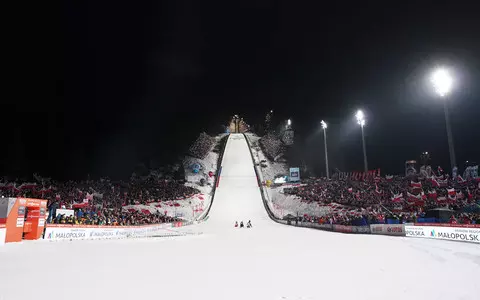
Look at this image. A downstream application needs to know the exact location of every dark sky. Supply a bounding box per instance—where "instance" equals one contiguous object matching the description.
[3,1,480,180]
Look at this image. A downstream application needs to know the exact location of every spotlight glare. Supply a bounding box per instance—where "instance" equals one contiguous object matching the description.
[321,120,327,129]
[431,68,453,97]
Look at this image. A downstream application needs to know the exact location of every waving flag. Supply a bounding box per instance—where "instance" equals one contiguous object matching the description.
[437,196,447,203]
[438,178,448,187]
[410,181,422,189]
[391,192,402,203]
[456,191,464,200]
[420,191,427,200]
[448,193,457,202]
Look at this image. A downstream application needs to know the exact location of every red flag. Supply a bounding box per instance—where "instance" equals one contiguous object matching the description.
[391,192,402,203]
[407,192,421,202]
[437,196,447,203]
[420,191,427,200]
[456,191,464,200]
[448,193,457,203]
[467,188,473,200]
[410,181,422,189]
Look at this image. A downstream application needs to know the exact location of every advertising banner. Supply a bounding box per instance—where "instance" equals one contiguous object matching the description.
[44,222,188,241]
[332,225,370,234]
[333,225,354,233]
[289,168,300,182]
[405,225,480,244]
[370,224,406,236]
[355,226,371,234]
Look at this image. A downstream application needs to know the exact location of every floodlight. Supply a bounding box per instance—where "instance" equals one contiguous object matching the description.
[431,68,453,97]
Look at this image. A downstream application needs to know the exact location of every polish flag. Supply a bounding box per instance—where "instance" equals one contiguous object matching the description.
[410,181,422,189]
[391,193,402,203]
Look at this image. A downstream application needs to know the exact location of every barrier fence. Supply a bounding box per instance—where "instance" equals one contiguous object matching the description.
[44,221,194,242]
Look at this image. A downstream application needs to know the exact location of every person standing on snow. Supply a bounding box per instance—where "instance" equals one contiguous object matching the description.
[247,220,252,228]
[235,221,238,227]
[240,221,244,228]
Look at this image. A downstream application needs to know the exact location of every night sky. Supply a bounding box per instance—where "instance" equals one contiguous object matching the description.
[3,1,480,180]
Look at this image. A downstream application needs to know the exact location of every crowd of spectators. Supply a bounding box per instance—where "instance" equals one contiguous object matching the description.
[259,134,285,161]
[51,208,180,226]
[282,172,480,225]
[1,177,199,226]
[189,132,215,159]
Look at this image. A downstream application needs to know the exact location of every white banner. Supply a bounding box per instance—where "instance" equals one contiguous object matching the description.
[43,223,185,241]
[55,209,74,217]
[405,225,480,244]
[0,225,6,246]
[370,224,405,236]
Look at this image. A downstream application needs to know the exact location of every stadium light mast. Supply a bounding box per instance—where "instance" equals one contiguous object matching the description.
[356,110,368,173]
[321,120,329,179]
[431,67,456,171]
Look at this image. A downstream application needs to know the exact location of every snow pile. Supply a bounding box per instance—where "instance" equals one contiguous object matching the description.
[122,193,208,220]
[245,133,287,182]
[258,133,285,161]
[268,185,331,218]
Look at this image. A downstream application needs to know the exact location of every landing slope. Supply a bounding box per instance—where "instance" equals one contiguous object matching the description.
[205,133,272,228]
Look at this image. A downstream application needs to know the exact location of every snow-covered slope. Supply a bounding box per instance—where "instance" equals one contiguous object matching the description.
[1,134,479,300]
[202,133,272,229]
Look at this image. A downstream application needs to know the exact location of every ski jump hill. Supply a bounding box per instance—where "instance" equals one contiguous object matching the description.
[1,134,479,300]
[204,133,272,229]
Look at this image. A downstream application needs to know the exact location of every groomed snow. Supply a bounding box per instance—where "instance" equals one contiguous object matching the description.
[1,134,479,300]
